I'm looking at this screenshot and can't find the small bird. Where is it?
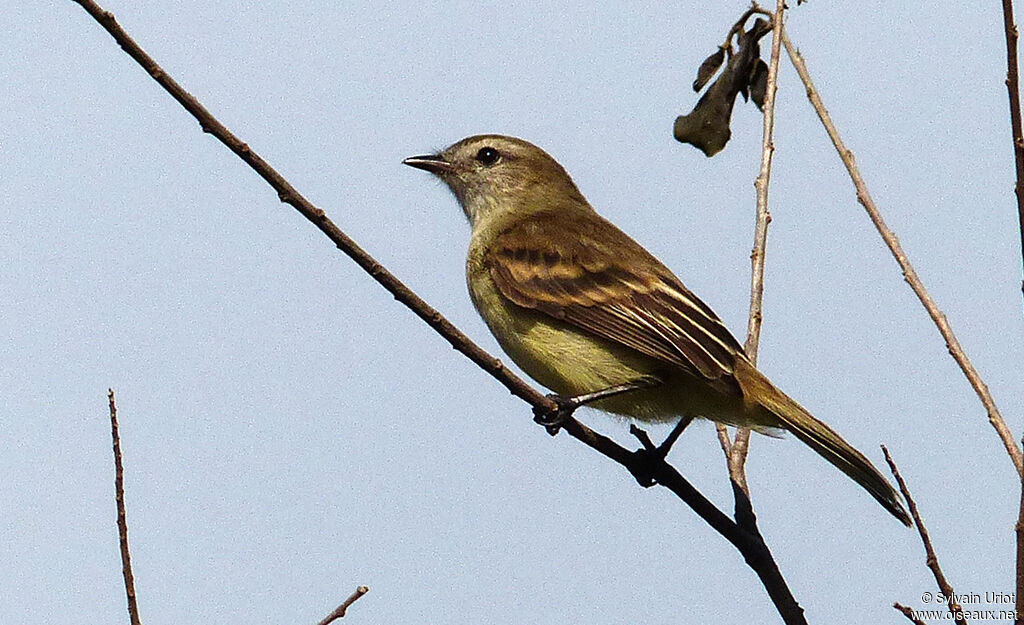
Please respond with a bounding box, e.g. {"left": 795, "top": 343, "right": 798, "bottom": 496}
{"left": 404, "top": 134, "right": 910, "bottom": 526}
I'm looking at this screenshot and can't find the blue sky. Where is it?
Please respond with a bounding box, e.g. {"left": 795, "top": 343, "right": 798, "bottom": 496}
{"left": 3, "top": 2, "right": 1021, "bottom": 623}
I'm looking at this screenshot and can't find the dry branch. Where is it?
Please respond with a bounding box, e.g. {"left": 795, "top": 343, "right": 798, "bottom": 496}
{"left": 998, "top": 4, "right": 1024, "bottom": 621}
{"left": 109, "top": 389, "right": 142, "bottom": 625}
{"left": 317, "top": 586, "right": 369, "bottom": 625}
{"left": 1017, "top": 439, "right": 1024, "bottom": 625}
{"left": 722, "top": 0, "right": 788, "bottom": 496}
{"left": 782, "top": 30, "right": 1023, "bottom": 476}
{"left": 893, "top": 602, "right": 928, "bottom": 625}
{"left": 883, "top": 447, "right": 966, "bottom": 625}
{"left": 1000, "top": 0, "right": 1024, "bottom": 302}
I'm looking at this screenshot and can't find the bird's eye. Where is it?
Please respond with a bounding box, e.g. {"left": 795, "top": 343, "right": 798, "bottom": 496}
{"left": 475, "top": 147, "right": 500, "bottom": 165}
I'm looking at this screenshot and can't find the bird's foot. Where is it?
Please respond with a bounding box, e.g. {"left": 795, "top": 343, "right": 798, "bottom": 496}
{"left": 532, "top": 393, "right": 579, "bottom": 436}
{"left": 532, "top": 378, "right": 665, "bottom": 436}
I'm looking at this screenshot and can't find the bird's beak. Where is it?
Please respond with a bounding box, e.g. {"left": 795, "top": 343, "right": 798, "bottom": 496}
{"left": 402, "top": 153, "right": 454, "bottom": 175}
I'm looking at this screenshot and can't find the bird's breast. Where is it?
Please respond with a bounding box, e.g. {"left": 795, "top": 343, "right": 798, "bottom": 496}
{"left": 465, "top": 241, "right": 676, "bottom": 415}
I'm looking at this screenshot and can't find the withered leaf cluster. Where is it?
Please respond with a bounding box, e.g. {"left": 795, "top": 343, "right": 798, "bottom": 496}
{"left": 673, "top": 18, "right": 772, "bottom": 157}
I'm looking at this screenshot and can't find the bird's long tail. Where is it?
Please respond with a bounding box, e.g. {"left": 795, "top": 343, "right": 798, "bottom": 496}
{"left": 734, "top": 359, "right": 911, "bottom": 526}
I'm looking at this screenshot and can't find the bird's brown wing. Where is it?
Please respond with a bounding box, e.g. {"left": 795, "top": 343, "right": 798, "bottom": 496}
{"left": 486, "top": 210, "right": 744, "bottom": 394}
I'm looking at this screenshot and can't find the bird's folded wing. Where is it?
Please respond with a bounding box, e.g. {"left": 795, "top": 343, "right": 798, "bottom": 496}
{"left": 486, "top": 211, "right": 744, "bottom": 393}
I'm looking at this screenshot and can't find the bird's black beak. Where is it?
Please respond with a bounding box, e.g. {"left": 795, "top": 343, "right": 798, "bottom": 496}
{"left": 402, "top": 153, "right": 454, "bottom": 175}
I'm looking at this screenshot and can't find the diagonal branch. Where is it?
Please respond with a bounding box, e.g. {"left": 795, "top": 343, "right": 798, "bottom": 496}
{"left": 70, "top": 2, "right": 806, "bottom": 623}
{"left": 782, "top": 30, "right": 1023, "bottom": 476}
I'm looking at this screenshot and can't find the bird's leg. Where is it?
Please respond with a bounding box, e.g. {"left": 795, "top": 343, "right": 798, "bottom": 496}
{"left": 628, "top": 416, "right": 695, "bottom": 487}
{"left": 532, "top": 377, "right": 662, "bottom": 435}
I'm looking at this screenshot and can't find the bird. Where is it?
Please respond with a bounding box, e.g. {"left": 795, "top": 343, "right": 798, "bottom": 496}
{"left": 403, "top": 134, "right": 910, "bottom": 526}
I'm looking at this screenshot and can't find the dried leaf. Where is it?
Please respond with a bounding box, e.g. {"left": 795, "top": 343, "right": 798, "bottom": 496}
{"left": 749, "top": 59, "right": 769, "bottom": 110}
{"left": 674, "top": 15, "right": 773, "bottom": 156}
{"left": 692, "top": 47, "right": 726, "bottom": 92}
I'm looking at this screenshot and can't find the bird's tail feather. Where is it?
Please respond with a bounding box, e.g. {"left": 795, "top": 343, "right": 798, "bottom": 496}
{"left": 735, "top": 359, "right": 911, "bottom": 526}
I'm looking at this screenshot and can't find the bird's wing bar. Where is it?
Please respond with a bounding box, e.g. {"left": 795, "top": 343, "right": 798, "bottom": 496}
{"left": 487, "top": 211, "right": 744, "bottom": 389}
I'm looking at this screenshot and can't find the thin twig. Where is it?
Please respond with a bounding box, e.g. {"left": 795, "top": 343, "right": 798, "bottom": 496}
{"left": 892, "top": 602, "right": 927, "bottom": 625}
{"left": 1017, "top": 436, "right": 1024, "bottom": 625}
{"left": 782, "top": 30, "right": 1023, "bottom": 476}
{"left": 721, "top": 4, "right": 774, "bottom": 52}
{"left": 882, "top": 446, "right": 966, "bottom": 625}
{"left": 724, "top": 0, "right": 786, "bottom": 496}
{"left": 1000, "top": 0, "right": 1024, "bottom": 303}
{"left": 746, "top": 2, "right": 782, "bottom": 363}
{"left": 317, "top": 586, "right": 369, "bottom": 625}
{"left": 109, "top": 389, "right": 142, "bottom": 625}
{"left": 70, "top": 3, "right": 807, "bottom": 623}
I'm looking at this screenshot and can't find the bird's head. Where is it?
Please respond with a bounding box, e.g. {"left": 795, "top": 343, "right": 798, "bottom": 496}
{"left": 403, "top": 134, "right": 588, "bottom": 227}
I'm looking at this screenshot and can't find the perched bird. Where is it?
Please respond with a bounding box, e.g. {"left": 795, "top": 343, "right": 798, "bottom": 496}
{"left": 404, "top": 134, "right": 910, "bottom": 526}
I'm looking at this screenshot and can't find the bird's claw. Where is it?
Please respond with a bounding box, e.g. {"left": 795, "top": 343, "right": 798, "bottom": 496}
{"left": 532, "top": 394, "right": 577, "bottom": 436}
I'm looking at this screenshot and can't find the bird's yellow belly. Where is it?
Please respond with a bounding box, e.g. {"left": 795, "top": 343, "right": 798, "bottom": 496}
{"left": 466, "top": 261, "right": 746, "bottom": 424}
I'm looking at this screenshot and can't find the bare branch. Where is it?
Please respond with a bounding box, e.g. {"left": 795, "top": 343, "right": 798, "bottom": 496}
{"left": 893, "top": 602, "right": 928, "bottom": 625}
{"left": 70, "top": 3, "right": 806, "bottom": 622}
{"left": 746, "top": 0, "right": 783, "bottom": 367}
{"left": 999, "top": 0, "right": 1024, "bottom": 305}
{"left": 782, "top": 30, "right": 1023, "bottom": 476}
{"left": 109, "top": 389, "right": 142, "bottom": 625}
{"left": 613, "top": 423, "right": 803, "bottom": 623}
{"left": 716, "top": 423, "right": 733, "bottom": 457}
{"left": 882, "top": 447, "right": 966, "bottom": 625}
{"left": 317, "top": 586, "right": 369, "bottom": 625}
{"left": 727, "top": 428, "right": 752, "bottom": 492}
{"left": 724, "top": 0, "right": 787, "bottom": 497}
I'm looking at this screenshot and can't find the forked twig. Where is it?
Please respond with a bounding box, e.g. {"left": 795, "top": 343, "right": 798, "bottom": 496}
{"left": 995, "top": 3, "right": 1024, "bottom": 620}
{"left": 782, "top": 30, "right": 1023, "bottom": 476}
